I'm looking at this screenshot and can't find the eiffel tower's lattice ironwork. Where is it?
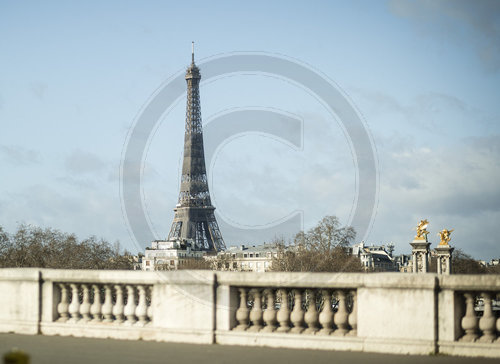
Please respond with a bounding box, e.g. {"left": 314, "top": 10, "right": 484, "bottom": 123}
{"left": 167, "top": 43, "right": 226, "bottom": 252}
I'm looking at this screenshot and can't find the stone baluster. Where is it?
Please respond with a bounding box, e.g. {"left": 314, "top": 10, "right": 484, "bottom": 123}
{"left": 90, "top": 285, "right": 102, "bottom": 322}
{"left": 124, "top": 285, "right": 137, "bottom": 324}
{"left": 262, "top": 289, "right": 277, "bottom": 332}
{"left": 304, "top": 289, "right": 319, "bottom": 334}
{"left": 318, "top": 289, "right": 333, "bottom": 335}
{"left": 348, "top": 290, "right": 357, "bottom": 336}
{"left": 57, "top": 284, "right": 70, "bottom": 322}
{"left": 276, "top": 289, "right": 291, "bottom": 333}
{"left": 290, "top": 289, "right": 305, "bottom": 333}
{"left": 146, "top": 286, "right": 153, "bottom": 323}
{"left": 479, "top": 292, "right": 496, "bottom": 342}
{"left": 234, "top": 288, "right": 250, "bottom": 331}
{"left": 248, "top": 289, "right": 263, "bottom": 332}
{"left": 101, "top": 285, "right": 114, "bottom": 322}
{"left": 80, "top": 284, "right": 91, "bottom": 322}
{"left": 135, "top": 285, "right": 148, "bottom": 325}
{"left": 460, "top": 292, "right": 479, "bottom": 342}
{"left": 68, "top": 284, "right": 81, "bottom": 322}
{"left": 333, "top": 290, "right": 349, "bottom": 335}
{"left": 113, "top": 285, "right": 125, "bottom": 323}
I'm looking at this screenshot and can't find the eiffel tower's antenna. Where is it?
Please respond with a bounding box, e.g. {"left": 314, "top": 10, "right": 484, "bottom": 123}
{"left": 191, "top": 41, "right": 194, "bottom": 64}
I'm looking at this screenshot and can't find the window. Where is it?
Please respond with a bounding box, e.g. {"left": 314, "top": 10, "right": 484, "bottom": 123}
{"left": 146, "top": 261, "right": 150, "bottom": 266}
{"left": 243, "top": 254, "right": 248, "bottom": 258}
{"left": 233, "top": 262, "right": 237, "bottom": 269}
{"left": 249, "top": 253, "right": 254, "bottom": 258}
{"left": 256, "top": 253, "right": 260, "bottom": 257}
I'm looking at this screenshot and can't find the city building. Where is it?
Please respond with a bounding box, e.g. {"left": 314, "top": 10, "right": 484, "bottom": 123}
{"left": 350, "top": 242, "right": 397, "bottom": 271}
{"left": 142, "top": 239, "right": 206, "bottom": 271}
{"left": 214, "top": 243, "right": 280, "bottom": 272}
{"left": 394, "top": 254, "right": 412, "bottom": 272}
{"left": 480, "top": 258, "right": 500, "bottom": 267}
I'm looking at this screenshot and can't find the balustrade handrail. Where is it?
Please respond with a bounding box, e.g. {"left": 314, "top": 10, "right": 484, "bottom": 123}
{"left": 216, "top": 271, "right": 438, "bottom": 289}
{"left": 0, "top": 268, "right": 40, "bottom": 281}
{"left": 5, "top": 269, "right": 497, "bottom": 291}
{"left": 439, "top": 274, "right": 500, "bottom": 290}
{"left": 39, "top": 268, "right": 215, "bottom": 285}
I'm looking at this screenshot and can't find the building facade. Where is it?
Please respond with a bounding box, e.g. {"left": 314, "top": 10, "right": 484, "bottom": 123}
{"left": 215, "top": 243, "right": 280, "bottom": 272}
{"left": 142, "top": 240, "right": 206, "bottom": 271}
{"left": 351, "top": 242, "right": 397, "bottom": 271}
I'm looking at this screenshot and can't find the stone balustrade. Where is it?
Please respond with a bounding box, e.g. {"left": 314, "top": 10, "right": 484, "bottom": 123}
{"left": 54, "top": 283, "right": 152, "bottom": 325}
{"left": 0, "top": 268, "right": 499, "bottom": 358}
{"left": 231, "top": 287, "right": 356, "bottom": 336}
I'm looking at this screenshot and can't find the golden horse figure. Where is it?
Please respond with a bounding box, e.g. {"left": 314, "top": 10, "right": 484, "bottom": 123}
{"left": 438, "top": 229, "right": 454, "bottom": 246}
{"left": 415, "top": 219, "right": 429, "bottom": 240}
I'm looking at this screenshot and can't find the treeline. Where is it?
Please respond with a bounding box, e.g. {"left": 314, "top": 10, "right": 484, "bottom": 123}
{"left": 450, "top": 250, "right": 500, "bottom": 274}
{"left": 0, "top": 224, "right": 134, "bottom": 270}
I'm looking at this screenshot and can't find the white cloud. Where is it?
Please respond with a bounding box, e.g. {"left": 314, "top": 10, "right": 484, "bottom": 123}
{"left": 388, "top": 0, "right": 500, "bottom": 71}
{"left": 0, "top": 144, "right": 42, "bottom": 165}
{"left": 64, "top": 150, "right": 106, "bottom": 174}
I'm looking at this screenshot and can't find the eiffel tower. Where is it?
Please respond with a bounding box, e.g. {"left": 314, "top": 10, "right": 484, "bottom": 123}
{"left": 167, "top": 43, "right": 226, "bottom": 252}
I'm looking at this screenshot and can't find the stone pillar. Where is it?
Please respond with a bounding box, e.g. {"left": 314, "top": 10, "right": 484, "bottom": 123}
{"left": 435, "top": 244, "right": 454, "bottom": 275}
{"left": 410, "top": 240, "right": 431, "bottom": 273}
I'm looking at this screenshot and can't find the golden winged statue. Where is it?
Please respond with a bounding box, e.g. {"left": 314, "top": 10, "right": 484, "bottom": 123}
{"left": 438, "top": 229, "right": 454, "bottom": 246}
{"left": 415, "top": 219, "right": 429, "bottom": 240}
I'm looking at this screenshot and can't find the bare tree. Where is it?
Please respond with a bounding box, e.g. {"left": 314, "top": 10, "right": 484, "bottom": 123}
{"left": 452, "top": 249, "right": 486, "bottom": 274}
{"left": 0, "top": 224, "right": 133, "bottom": 270}
{"left": 271, "top": 216, "right": 363, "bottom": 273}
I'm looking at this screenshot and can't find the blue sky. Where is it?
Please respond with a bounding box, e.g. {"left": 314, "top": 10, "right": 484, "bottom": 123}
{"left": 1, "top": 0, "right": 499, "bottom": 259}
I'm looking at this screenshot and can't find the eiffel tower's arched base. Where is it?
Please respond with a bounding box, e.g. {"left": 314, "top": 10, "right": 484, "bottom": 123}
{"left": 168, "top": 206, "right": 225, "bottom": 252}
